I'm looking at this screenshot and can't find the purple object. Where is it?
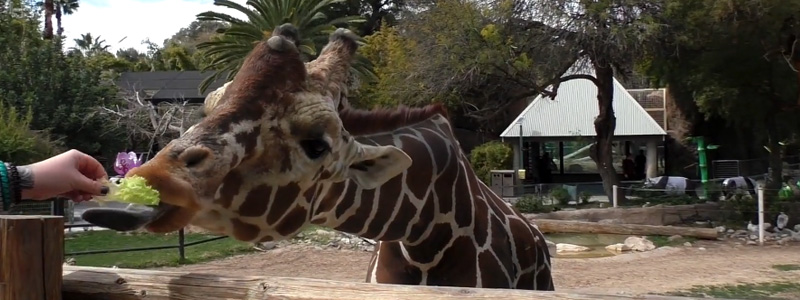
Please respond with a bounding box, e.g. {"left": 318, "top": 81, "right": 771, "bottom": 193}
{"left": 114, "top": 151, "right": 143, "bottom": 176}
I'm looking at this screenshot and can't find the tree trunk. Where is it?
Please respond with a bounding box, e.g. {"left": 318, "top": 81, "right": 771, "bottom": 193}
{"left": 42, "top": 0, "right": 54, "bottom": 39}
{"left": 591, "top": 58, "right": 625, "bottom": 203}
{"left": 55, "top": 6, "right": 63, "bottom": 37}
{"left": 765, "top": 122, "right": 783, "bottom": 202}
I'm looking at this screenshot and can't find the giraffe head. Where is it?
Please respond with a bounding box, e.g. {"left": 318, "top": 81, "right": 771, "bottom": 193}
{"left": 83, "top": 24, "right": 412, "bottom": 241}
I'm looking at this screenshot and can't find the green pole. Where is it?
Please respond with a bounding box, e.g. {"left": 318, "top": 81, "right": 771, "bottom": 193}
{"left": 695, "top": 136, "right": 709, "bottom": 199}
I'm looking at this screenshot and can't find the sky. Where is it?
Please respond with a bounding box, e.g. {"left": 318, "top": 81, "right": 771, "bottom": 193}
{"left": 61, "top": 0, "right": 247, "bottom": 53}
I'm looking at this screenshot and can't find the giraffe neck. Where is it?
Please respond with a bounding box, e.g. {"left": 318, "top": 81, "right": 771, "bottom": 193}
{"left": 309, "top": 114, "right": 464, "bottom": 243}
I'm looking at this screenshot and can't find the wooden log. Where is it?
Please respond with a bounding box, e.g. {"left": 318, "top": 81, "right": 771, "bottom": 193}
{"left": 62, "top": 266, "right": 710, "bottom": 300}
{"left": 527, "top": 203, "right": 724, "bottom": 226}
{"left": 0, "top": 215, "right": 64, "bottom": 300}
{"left": 531, "top": 219, "right": 720, "bottom": 240}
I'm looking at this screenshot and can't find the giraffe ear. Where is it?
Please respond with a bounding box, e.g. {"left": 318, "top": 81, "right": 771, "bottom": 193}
{"left": 347, "top": 144, "right": 412, "bottom": 190}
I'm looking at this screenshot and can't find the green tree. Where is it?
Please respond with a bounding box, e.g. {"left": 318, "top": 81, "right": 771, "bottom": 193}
{"left": 643, "top": 0, "right": 800, "bottom": 194}
{"left": 194, "top": 0, "right": 369, "bottom": 93}
{"left": 354, "top": 0, "right": 574, "bottom": 134}
{"left": 70, "top": 32, "right": 110, "bottom": 56}
{"left": 327, "top": 0, "right": 406, "bottom": 36}
{"left": 469, "top": 140, "right": 512, "bottom": 184}
{"left": 0, "top": 2, "right": 126, "bottom": 158}
{"left": 0, "top": 100, "right": 62, "bottom": 164}
{"left": 511, "top": 0, "right": 663, "bottom": 202}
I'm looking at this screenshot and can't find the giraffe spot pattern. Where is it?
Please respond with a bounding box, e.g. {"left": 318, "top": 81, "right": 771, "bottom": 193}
{"left": 215, "top": 171, "right": 244, "bottom": 208}
{"left": 266, "top": 182, "right": 301, "bottom": 224}
{"left": 238, "top": 184, "right": 273, "bottom": 217}
{"left": 275, "top": 205, "right": 308, "bottom": 236}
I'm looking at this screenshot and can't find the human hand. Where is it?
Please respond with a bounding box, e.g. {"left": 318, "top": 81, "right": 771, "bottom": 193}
{"left": 21, "top": 149, "right": 109, "bottom": 202}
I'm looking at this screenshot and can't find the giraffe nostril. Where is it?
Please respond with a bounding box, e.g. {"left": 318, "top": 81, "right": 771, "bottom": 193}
{"left": 180, "top": 147, "right": 211, "bottom": 169}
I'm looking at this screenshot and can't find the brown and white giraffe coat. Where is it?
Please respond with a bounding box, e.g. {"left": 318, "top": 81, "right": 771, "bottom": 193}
{"left": 82, "top": 24, "right": 554, "bottom": 291}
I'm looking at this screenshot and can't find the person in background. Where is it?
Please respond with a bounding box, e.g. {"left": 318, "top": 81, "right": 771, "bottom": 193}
{"left": 623, "top": 153, "right": 636, "bottom": 180}
{"left": 0, "top": 149, "right": 109, "bottom": 210}
{"left": 635, "top": 149, "right": 647, "bottom": 179}
{"left": 538, "top": 152, "right": 555, "bottom": 183}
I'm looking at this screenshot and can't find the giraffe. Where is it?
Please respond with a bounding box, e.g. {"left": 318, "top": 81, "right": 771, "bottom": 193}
{"left": 82, "top": 24, "right": 554, "bottom": 291}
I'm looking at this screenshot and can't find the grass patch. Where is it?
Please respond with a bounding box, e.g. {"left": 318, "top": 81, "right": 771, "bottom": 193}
{"left": 773, "top": 264, "right": 800, "bottom": 272}
{"left": 65, "top": 230, "right": 255, "bottom": 269}
{"left": 647, "top": 235, "right": 697, "bottom": 247}
{"left": 666, "top": 281, "right": 800, "bottom": 300}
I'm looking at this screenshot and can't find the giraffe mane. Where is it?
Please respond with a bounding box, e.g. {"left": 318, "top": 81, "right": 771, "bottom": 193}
{"left": 339, "top": 103, "right": 449, "bottom": 136}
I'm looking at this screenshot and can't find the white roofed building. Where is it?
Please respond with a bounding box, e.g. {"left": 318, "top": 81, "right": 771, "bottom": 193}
{"left": 500, "top": 62, "right": 668, "bottom": 186}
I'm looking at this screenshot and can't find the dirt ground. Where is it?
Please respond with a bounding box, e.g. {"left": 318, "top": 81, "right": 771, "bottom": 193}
{"left": 162, "top": 240, "right": 800, "bottom": 296}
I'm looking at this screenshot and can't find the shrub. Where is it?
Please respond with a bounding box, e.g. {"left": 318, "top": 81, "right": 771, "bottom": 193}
{"left": 0, "top": 100, "right": 62, "bottom": 164}
{"left": 514, "top": 195, "right": 544, "bottom": 213}
{"left": 469, "top": 140, "right": 513, "bottom": 184}
{"left": 548, "top": 186, "right": 572, "bottom": 204}
{"left": 578, "top": 192, "right": 592, "bottom": 205}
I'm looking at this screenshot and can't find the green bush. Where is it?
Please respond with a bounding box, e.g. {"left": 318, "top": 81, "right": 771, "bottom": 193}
{"left": 0, "top": 100, "right": 62, "bottom": 164}
{"left": 514, "top": 195, "right": 544, "bottom": 213}
{"left": 549, "top": 186, "right": 572, "bottom": 204}
{"left": 469, "top": 140, "right": 513, "bottom": 184}
{"left": 578, "top": 192, "right": 592, "bottom": 205}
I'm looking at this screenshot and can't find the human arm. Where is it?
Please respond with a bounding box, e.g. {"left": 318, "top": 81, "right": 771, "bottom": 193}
{"left": 0, "top": 150, "right": 109, "bottom": 209}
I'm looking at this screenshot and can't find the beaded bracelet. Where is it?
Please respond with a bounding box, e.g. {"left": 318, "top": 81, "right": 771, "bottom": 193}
{"left": 7, "top": 163, "right": 22, "bottom": 204}
{"left": 0, "top": 162, "right": 11, "bottom": 211}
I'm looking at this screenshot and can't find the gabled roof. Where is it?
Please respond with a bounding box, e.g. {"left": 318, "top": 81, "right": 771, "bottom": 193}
{"left": 116, "top": 71, "right": 231, "bottom": 103}
{"left": 500, "top": 61, "right": 667, "bottom": 139}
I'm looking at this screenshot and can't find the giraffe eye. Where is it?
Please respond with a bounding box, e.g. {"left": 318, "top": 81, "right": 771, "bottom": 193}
{"left": 299, "top": 139, "right": 330, "bottom": 160}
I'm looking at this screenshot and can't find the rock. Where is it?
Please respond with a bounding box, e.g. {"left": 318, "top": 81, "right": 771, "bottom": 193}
{"left": 545, "top": 240, "right": 557, "bottom": 256}
{"left": 254, "top": 241, "right": 277, "bottom": 251}
{"left": 716, "top": 226, "right": 726, "bottom": 233}
{"left": 624, "top": 236, "right": 656, "bottom": 252}
{"left": 749, "top": 234, "right": 758, "bottom": 240}
{"left": 315, "top": 229, "right": 335, "bottom": 237}
{"left": 668, "top": 235, "right": 683, "bottom": 242}
{"left": 794, "top": 224, "right": 800, "bottom": 232}
{"left": 556, "top": 243, "right": 591, "bottom": 253}
{"left": 683, "top": 242, "right": 692, "bottom": 247}
{"left": 698, "top": 247, "right": 706, "bottom": 251}
{"left": 727, "top": 229, "right": 735, "bottom": 233}
{"left": 605, "top": 243, "right": 632, "bottom": 252}
{"left": 746, "top": 240, "right": 758, "bottom": 245}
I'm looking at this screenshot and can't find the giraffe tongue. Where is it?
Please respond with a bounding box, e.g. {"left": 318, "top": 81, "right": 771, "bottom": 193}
{"left": 81, "top": 203, "right": 173, "bottom": 232}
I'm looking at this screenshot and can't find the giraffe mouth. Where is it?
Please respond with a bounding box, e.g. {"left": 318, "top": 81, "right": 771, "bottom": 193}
{"left": 81, "top": 201, "right": 179, "bottom": 232}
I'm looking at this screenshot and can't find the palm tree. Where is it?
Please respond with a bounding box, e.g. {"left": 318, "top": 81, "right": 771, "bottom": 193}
{"left": 71, "top": 33, "right": 110, "bottom": 56}
{"left": 54, "top": 0, "right": 80, "bottom": 36}
{"left": 37, "top": 0, "right": 79, "bottom": 38}
{"left": 195, "top": 0, "right": 375, "bottom": 93}
{"left": 40, "top": 0, "right": 54, "bottom": 39}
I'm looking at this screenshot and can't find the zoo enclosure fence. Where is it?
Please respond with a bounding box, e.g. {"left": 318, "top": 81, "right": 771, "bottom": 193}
{"left": 63, "top": 222, "right": 229, "bottom": 259}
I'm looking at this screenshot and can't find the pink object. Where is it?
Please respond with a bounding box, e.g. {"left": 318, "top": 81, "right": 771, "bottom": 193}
{"left": 114, "top": 151, "right": 143, "bottom": 176}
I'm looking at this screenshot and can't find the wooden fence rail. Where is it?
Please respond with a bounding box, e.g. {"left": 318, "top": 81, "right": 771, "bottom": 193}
{"left": 2, "top": 215, "right": 713, "bottom": 300}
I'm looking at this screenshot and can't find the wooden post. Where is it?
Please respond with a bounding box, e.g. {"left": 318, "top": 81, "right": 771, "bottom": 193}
{"left": 0, "top": 215, "right": 64, "bottom": 300}
{"left": 62, "top": 266, "right": 714, "bottom": 300}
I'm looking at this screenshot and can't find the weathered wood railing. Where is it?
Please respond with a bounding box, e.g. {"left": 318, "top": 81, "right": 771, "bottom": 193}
{"left": 2, "top": 215, "right": 712, "bottom": 300}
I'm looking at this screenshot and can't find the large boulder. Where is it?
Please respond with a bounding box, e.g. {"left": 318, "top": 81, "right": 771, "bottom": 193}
{"left": 623, "top": 236, "right": 656, "bottom": 252}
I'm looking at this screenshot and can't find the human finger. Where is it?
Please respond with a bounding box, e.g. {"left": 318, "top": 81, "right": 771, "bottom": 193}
{"left": 72, "top": 174, "right": 108, "bottom": 196}
{"left": 74, "top": 151, "right": 108, "bottom": 180}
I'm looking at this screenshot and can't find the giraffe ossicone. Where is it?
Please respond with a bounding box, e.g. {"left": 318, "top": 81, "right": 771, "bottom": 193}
{"left": 83, "top": 23, "right": 554, "bottom": 291}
